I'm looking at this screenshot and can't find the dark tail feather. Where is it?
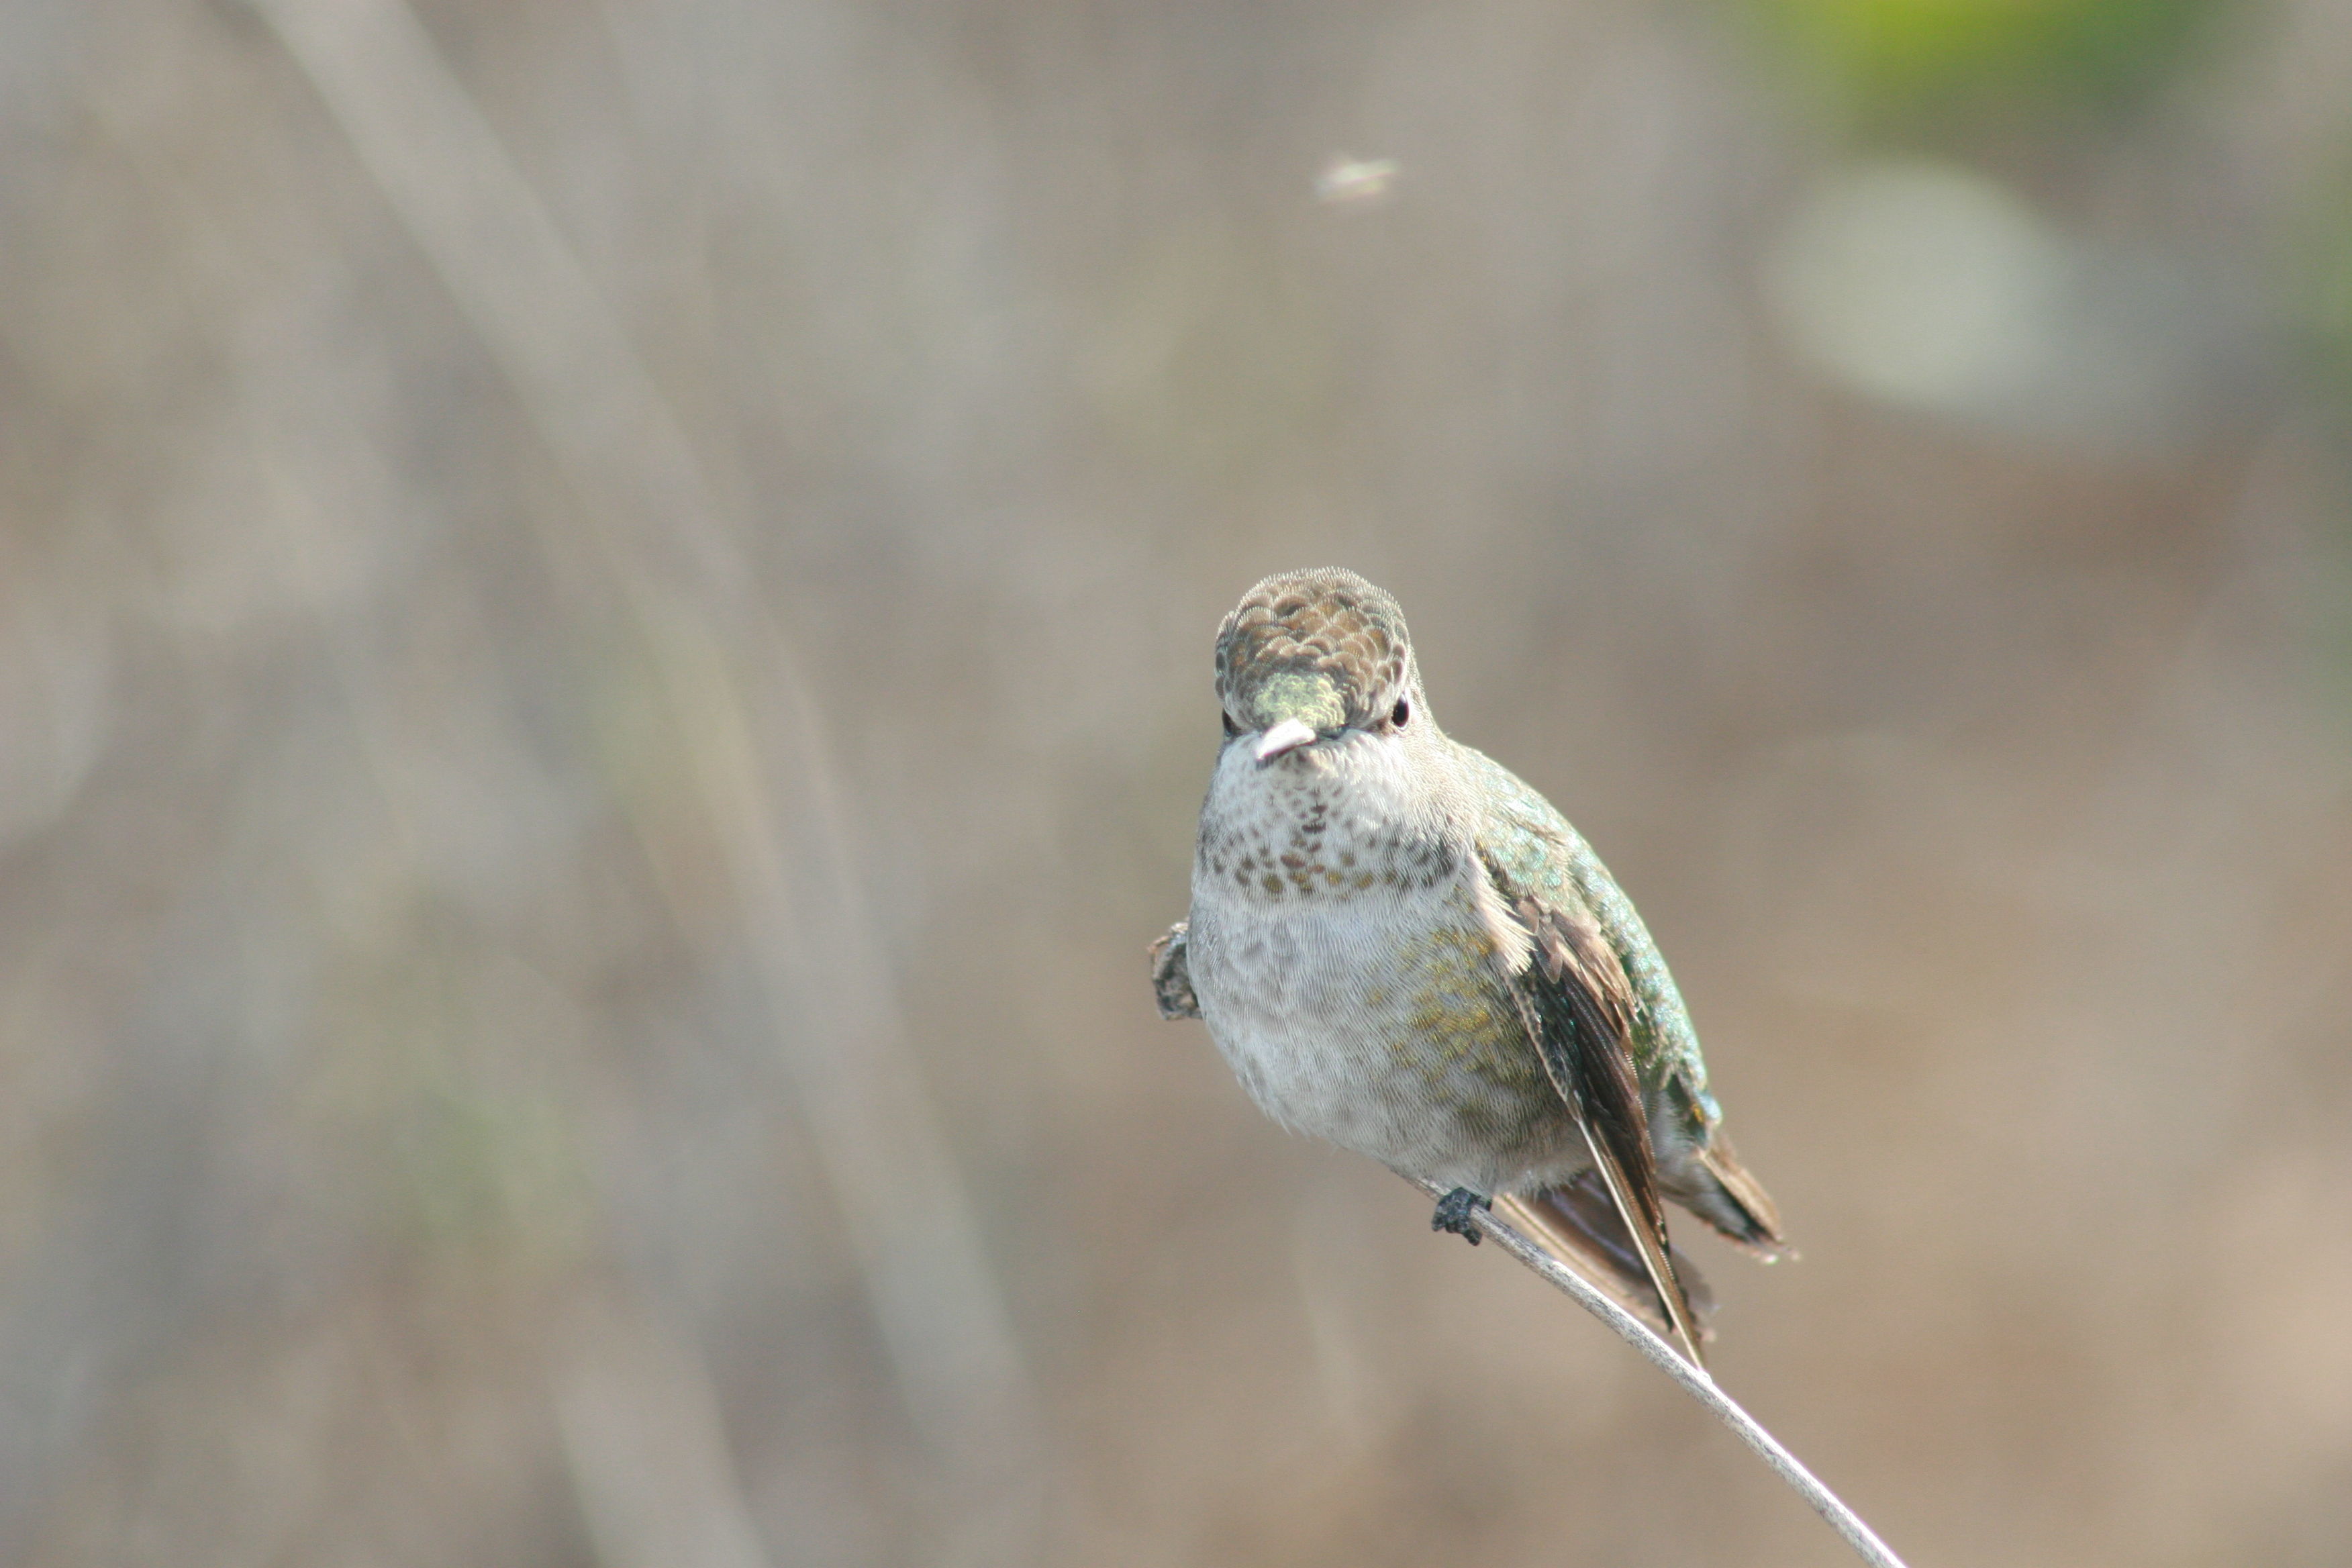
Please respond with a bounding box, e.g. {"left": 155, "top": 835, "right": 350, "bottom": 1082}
{"left": 1502, "top": 1170, "right": 1716, "bottom": 1344}
{"left": 1683, "top": 1135, "right": 1796, "bottom": 1262}
{"left": 1553, "top": 978, "right": 1710, "bottom": 1367}
{"left": 1503, "top": 896, "right": 1710, "bottom": 1367}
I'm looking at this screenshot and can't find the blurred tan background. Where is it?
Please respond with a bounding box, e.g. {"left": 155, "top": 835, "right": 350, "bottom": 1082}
{"left": 3, "top": 0, "right": 2351, "bottom": 1563}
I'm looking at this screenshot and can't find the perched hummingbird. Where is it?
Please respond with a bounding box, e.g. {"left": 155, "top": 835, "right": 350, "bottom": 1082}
{"left": 1150, "top": 569, "right": 1786, "bottom": 1365}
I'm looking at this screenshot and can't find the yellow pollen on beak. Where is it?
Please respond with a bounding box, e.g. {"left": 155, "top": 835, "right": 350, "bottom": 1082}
{"left": 1250, "top": 671, "right": 1344, "bottom": 729}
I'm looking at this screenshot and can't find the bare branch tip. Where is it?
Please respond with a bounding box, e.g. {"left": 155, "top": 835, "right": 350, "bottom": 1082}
{"left": 1408, "top": 1175, "right": 1910, "bottom": 1568}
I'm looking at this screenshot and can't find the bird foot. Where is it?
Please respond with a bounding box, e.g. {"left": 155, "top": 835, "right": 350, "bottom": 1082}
{"left": 1430, "top": 1187, "right": 1491, "bottom": 1244}
{"left": 1147, "top": 923, "right": 1202, "bottom": 1020}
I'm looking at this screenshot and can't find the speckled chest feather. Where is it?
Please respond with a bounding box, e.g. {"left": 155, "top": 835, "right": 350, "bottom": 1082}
{"left": 1184, "top": 730, "right": 1583, "bottom": 1195}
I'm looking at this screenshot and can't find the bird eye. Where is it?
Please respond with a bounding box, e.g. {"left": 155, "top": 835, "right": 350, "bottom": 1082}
{"left": 1222, "top": 710, "right": 1241, "bottom": 738}
{"left": 1390, "top": 697, "right": 1410, "bottom": 729}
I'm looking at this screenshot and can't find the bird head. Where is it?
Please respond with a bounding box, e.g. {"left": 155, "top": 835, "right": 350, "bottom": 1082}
{"left": 1214, "top": 569, "right": 1426, "bottom": 764}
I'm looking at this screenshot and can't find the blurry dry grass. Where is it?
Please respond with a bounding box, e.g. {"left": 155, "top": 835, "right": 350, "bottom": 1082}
{"left": 1, "top": 1, "right": 2351, "bottom": 1565}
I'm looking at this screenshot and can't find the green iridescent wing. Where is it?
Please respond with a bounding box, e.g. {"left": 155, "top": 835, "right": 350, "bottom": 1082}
{"left": 1464, "top": 750, "right": 1708, "bottom": 1088}
{"left": 1467, "top": 746, "right": 1786, "bottom": 1258}
{"left": 1483, "top": 863, "right": 1709, "bottom": 1366}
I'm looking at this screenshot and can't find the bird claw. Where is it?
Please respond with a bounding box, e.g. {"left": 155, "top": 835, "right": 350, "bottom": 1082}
{"left": 1430, "top": 1187, "right": 1491, "bottom": 1244}
{"left": 1148, "top": 923, "right": 1202, "bottom": 1020}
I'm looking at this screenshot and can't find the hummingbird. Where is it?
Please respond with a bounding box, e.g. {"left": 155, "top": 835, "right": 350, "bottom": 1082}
{"left": 1150, "top": 568, "right": 1786, "bottom": 1365}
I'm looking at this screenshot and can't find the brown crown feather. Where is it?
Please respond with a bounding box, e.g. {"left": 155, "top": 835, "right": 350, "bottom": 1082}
{"left": 1214, "top": 568, "right": 1415, "bottom": 728}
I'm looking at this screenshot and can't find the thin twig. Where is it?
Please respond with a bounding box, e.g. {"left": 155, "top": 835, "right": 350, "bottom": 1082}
{"left": 1409, "top": 1176, "right": 1909, "bottom": 1568}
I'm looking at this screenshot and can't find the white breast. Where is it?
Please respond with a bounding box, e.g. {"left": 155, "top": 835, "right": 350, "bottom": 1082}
{"left": 1184, "top": 731, "right": 1487, "bottom": 1168}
